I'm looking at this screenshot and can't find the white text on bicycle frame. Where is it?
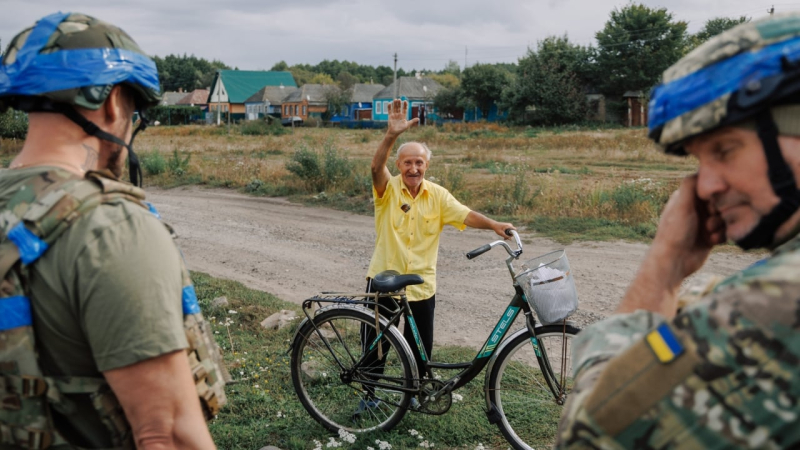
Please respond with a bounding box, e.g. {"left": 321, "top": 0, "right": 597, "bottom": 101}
{"left": 479, "top": 307, "right": 519, "bottom": 358}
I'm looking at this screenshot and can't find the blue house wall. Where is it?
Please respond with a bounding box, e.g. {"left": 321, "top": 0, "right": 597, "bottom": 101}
{"left": 341, "top": 101, "right": 374, "bottom": 119}
{"left": 372, "top": 97, "right": 439, "bottom": 122}
{"left": 464, "top": 104, "right": 508, "bottom": 122}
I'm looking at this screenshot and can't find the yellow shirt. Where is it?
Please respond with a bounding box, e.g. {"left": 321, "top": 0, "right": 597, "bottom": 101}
{"left": 367, "top": 175, "right": 471, "bottom": 301}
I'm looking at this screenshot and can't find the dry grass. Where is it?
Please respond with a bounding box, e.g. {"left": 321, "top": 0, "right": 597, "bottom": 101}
{"left": 1, "top": 123, "right": 697, "bottom": 242}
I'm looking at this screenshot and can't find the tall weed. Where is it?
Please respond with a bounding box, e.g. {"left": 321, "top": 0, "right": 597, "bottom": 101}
{"left": 141, "top": 150, "right": 167, "bottom": 175}
{"left": 287, "top": 140, "right": 357, "bottom": 194}
{"left": 168, "top": 150, "right": 191, "bottom": 176}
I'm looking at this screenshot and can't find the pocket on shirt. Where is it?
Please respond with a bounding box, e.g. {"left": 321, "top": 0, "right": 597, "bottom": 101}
{"left": 422, "top": 214, "right": 440, "bottom": 235}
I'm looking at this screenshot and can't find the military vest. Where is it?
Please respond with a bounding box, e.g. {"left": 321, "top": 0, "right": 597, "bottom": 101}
{"left": 0, "top": 169, "right": 229, "bottom": 449}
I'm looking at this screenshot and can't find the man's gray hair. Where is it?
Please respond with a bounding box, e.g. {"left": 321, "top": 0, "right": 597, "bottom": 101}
{"left": 396, "top": 142, "right": 432, "bottom": 161}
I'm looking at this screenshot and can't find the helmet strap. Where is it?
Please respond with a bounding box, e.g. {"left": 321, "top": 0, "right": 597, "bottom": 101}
{"left": 735, "top": 111, "right": 800, "bottom": 249}
{"left": 52, "top": 103, "right": 146, "bottom": 187}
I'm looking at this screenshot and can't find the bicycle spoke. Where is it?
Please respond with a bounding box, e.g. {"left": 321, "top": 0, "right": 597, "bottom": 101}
{"left": 291, "top": 308, "right": 412, "bottom": 433}
{"left": 488, "top": 325, "right": 579, "bottom": 450}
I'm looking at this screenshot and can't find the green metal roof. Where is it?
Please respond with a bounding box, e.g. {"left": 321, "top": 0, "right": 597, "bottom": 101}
{"left": 211, "top": 70, "right": 297, "bottom": 103}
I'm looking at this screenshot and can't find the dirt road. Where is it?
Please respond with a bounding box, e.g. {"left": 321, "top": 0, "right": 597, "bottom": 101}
{"left": 147, "top": 186, "right": 763, "bottom": 351}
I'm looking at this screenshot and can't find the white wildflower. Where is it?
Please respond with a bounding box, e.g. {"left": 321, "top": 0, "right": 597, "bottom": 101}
{"left": 228, "top": 310, "right": 237, "bottom": 314}
{"left": 338, "top": 428, "right": 356, "bottom": 444}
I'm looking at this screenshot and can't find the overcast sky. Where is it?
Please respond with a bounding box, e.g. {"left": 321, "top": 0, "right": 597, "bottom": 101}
{"left": 0, "top": 1, "right": 794, "bottom": 72}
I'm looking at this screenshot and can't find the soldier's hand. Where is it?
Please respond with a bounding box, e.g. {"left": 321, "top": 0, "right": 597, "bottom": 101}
{"left": 386, "top": 99, "right": 419, "bottom": 138}
{"left": 652, "top": 174, "right": 724, "bottom": 282}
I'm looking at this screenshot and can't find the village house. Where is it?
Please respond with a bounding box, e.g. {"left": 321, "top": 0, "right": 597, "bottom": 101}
{"left": 343, "top": 83, "right": 385, "bottom": 120}
{"left": 207, "top": 70, "right": 297, "bottom": 123}
{"left": 282, "top": 84, "right": 340, "bottom": 125}
{"left": 244, "top": 85, "right": 298, "bottom": 120}
{"left": 372, "top": 74, "right": 442, "bottom": 123}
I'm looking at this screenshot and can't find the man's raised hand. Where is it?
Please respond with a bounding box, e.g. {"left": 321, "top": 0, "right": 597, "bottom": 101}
{"left": 387, "top": 99, "right": 419, "bottom": 137}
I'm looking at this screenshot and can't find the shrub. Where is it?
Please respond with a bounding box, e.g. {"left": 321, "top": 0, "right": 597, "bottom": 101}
{"left": 240, "top": 119, "right": 289, "bottom": 136}
{"left": 286, "top": 144, "right": 323, "bottom": 190}
{"left": 167, "top": 150, "right": 191, "bottom": 176}
{"left": 0, "top": 109, "right": 28, "bottom": 139}
{"left": 148, "top": 105, "right": 203, "bottom": 125}
{"left": 286, "top": 141, "right": 355, "bottom": 193}
{"left": 141, "top": 150, "right": 167, "bottom": 175}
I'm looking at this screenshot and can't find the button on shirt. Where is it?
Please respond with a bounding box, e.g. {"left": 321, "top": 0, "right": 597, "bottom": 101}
{"left": 367, "top": 175, "right": 471, "bottom": 301}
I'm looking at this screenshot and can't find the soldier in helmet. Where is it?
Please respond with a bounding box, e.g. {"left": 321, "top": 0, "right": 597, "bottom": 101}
{"left": 0, "top": 13, "right": 223, "bottom": 449}
{"left": 557, "top": 13, "right": 800, "bottom": 449}
{"left": 556, "top": 12, "right": 800, "bottom": 449}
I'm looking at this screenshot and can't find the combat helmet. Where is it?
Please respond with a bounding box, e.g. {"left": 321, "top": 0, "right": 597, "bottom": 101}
{"left": 648, "top": 12, "right": 800, "bottom": 249}
{"left": 0, "top": 12, "right": 162, "bottom": 186}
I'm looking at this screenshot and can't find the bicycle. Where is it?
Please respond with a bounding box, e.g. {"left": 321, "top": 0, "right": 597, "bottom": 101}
{"left": 289, "top": 230, "right": 580, "bottom": 450}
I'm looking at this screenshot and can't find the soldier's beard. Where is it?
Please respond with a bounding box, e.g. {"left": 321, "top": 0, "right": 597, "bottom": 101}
{"left": 106, "top": 145, "right": 125, "bottom": 179}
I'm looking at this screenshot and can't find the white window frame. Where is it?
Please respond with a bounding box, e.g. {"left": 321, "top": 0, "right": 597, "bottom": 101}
{"left": 376, "top": 101, "right": 382, "bottom": 115}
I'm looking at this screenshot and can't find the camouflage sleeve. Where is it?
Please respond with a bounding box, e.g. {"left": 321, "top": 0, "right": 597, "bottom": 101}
{"left": 556, "top": 310, "right": 665, "bottom": 449}
{"left": 570, "top": 309, "right": 665, "bottom": 376}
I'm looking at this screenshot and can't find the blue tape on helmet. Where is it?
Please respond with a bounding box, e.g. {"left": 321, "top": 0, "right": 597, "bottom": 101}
{"left": 182, "top": 285, "right": 201, "bottom": 315}
{"left": 0, "top": 11, "right": 159, "bottom": 98}
{"left": 0, "top": 296, "right": 33, "bottom": 331}
{"left": 649, "top": 35, "right": 800, "bottom": 131}
{"left": 7, "top": 222, "right": 49, "bottom": 265}
{"left": 8, "top": 12, "right": 68, "bottom": 68}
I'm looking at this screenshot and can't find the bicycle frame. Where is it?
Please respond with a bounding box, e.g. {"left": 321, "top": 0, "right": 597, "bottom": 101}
{"left": 293, "top": 230, "right": 570, "bottom": 403}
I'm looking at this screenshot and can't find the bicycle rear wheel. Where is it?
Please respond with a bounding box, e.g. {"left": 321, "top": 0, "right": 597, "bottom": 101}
{"left": 487, "top": 323, "right": 580, "bottom": 450}
{"left": 290, "top": 306, "right": 415, "bottom": 433}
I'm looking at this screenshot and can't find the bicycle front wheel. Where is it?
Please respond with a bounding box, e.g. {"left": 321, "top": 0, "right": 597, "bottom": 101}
{"left": 290, "top": 306, "right": 415, "bottom": 433}
{"left": 487, "top": 323, "right": 580, "bottom": 450}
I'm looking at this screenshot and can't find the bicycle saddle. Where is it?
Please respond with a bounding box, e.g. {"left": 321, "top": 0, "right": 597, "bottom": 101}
{"left": 371, "top": 270, "right": 424, "bottom": 293}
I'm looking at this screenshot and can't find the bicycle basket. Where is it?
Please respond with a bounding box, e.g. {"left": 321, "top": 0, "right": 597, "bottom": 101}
{"left": 514, "top": 250, "right": 578, "bottom": 324}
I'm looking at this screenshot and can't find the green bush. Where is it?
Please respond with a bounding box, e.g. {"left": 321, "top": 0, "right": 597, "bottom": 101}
{"left": 240, "top": 119, "right": 289, "bottom": 136}
{"left": 167, "top": 150, "right": 191, "bottom": 176}
{"left": 141, "top": 150, "right": 167, "bottom": 175}
{"left": 148, "top": 105, "right": 203, "bottom": 125}
{"left": 286, "top": 141, "right": 355, "bottom": 193}
{"left": 0, "top": 109, "right": 28, "bottom": 139}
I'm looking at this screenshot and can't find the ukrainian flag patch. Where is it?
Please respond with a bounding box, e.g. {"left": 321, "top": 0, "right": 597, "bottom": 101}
{"left": 646, "top": 322, "right": 684, "bottom": 363}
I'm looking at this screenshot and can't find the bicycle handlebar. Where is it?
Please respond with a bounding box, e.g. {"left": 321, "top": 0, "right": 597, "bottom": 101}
{"left": 465, "top": 244, "right": 491, "bottom": 260}
{"left": 465, "top": 229, "right": 523, "bottom": 260}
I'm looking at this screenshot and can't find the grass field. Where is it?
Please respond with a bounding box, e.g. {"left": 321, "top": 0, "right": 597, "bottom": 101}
{"left": 1, "top": 122, "right": 695, "bottom": 243}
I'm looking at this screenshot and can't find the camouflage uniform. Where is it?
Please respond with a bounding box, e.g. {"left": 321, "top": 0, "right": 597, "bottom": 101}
{"left": 556, "top": 230, "right": 800, "bottom": 449}
{"left": 557, "top": 12, "right": 800, "bottom": 449}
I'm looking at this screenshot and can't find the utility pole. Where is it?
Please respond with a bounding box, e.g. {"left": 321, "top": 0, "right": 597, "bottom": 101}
{"left": 465, "top": 46, "right": 468, "bottom": 70}
{"left": 393, "top": 53, "right": 398, "bottom": 99}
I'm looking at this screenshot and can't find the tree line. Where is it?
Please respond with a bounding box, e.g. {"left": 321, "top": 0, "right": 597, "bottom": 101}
{"left": 2, "top": 4, "right": 752, "bottom": 129}
{"left": 440, "top": 5, "right": 749, "bottom": 124}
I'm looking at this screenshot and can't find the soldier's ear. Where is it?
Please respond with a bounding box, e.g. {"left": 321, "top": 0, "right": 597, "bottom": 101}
{"left": 102, "top": 86, "right": 133, "bottom": 126}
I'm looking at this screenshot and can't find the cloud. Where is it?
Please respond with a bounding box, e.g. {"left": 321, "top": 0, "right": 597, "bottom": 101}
{"left": 0, "top": 0, "right": 782, "bottom": 71}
